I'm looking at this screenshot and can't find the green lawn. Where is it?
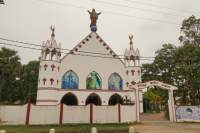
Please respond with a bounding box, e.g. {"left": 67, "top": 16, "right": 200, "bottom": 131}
{"left": 0, "top": 123, "right": 134, "bottom": 133}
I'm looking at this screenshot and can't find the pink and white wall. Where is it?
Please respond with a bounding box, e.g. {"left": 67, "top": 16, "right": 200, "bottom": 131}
{"left": 0, "top": 104, "right": 136, "bottom": 125}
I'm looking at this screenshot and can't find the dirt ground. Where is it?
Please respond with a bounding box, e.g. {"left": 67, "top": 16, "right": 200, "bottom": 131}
{"left": 134, "top": 121, "right": 200, "bottom": 133}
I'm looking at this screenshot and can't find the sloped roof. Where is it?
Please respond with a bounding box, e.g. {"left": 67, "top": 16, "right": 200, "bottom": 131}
{"left": 61, "top": 32, "right": 125, "bottom": 65}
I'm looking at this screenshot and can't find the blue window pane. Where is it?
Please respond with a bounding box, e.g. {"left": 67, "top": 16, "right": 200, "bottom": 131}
{"left": 108, "top": 73, "right": 123, "bottom": 90}
{"left": 62, "top": 70, "right": 78, "bottom": 89}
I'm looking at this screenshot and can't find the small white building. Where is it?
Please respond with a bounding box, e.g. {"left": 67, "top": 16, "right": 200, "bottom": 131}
{"left": 36, "top": 13, "right": 143, "bottom": 109}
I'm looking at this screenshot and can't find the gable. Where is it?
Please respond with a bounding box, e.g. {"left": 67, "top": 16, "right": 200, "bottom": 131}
{"left": 60, "top": 32, "right": 127, "bottom": 90}
{"left": 61, "top": 32, "right": 124, "bottom": 65}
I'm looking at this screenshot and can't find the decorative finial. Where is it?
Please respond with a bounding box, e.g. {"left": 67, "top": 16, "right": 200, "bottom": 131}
{"left": 129, "top": 34, "right": 133, "bottom": 45}
{"left": 50, "top": 25, "right": 55, "bottom": 38}
{"left": 88, "top": 8, "right": 101, "bottom": 32}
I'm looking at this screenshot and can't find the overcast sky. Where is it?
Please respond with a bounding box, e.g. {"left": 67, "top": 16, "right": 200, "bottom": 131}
{"left": 1, "top": 0, "right": 200, "bottom": 64}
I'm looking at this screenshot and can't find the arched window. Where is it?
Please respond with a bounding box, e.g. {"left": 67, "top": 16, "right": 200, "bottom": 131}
{"left": 108, "top": 73, "right": 123, "bottom": 90}
{"left": 62, "top": 70, "right": 78, "bottom": 89}
{"left": 86, "top": 71, "right": 102, "bottom": 89}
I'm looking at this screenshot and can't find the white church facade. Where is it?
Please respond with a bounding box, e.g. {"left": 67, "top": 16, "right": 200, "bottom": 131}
{"left": 36, "top": 9, "right": 144, "bottom": 107}
{"left": 33, "top": 9, "right": 178, "bottom": 123}
{"left": 36, "top": 27, "right": 142, "bottom": 107}
{"left": 0, "top": 9, "right": 179, "bottom": 125}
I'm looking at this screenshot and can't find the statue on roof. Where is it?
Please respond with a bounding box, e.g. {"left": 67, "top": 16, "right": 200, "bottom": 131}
{"left": 88, "top": 9, "right": 101, "bottom": 32}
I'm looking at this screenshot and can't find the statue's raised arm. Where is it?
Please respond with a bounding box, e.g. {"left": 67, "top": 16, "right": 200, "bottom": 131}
{"left": 88, "top": 10, "right": 91, "bottom": 14}
{"left": 97, "top": 12, "right": 102, "bottom": 16}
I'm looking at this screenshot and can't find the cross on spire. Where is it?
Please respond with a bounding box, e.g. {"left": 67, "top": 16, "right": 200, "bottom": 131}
{"left": 129, "top": 34, "right": 133, "bottom": 45}
{"left": 129, "top": 34, "right": 134, "bottom": 50}
{"left": 50, "top": 26, "right": 55, "bottom": 38}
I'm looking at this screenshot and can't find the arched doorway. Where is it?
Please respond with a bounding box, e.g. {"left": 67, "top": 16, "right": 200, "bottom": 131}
{"left": 61, "top": 93, "right": 78, "bottom": 105}
{"left": 86, "top": 93, "right": 101, "bottom": 105}
{"left": 108, "top": 94, "right": 123, "bottom": 105}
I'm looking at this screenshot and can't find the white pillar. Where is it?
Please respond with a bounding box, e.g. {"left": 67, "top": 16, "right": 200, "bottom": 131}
{"left": 49, "top": 51, "right": 52, "bottom": 60}
{"left": 171, "top": 89, "right": 176, "bottom": 122}
{"left": 139, "top": 91, "right": 143, "bottom": 113}
{"left": 135, "top": 88, "right": 140, "bottom": 122}
{"left": 168, "top": 90, "right": 176, "bottom": 122}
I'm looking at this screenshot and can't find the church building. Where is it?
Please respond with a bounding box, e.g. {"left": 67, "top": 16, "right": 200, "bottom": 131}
{"left": 36, "top": 9, "right": 143, "bottom": 108}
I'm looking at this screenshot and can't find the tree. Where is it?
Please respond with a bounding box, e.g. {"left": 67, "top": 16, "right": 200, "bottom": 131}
{"left": 142, "top": 43, "right": 200, "bottom": 105}
{"left": 0, "top": 47, "right": 39, "bottom": 104}
{"left": 142, "top": 44, "right": 177, "bottom": 84}
{"left": 142, "top": 44, "right": 176, "bottom": 104}
{"left": 143, "top": 89, "right": 161, "bottom": 112}
{"left": 174, "top": 44, "right": 200, "bottom": 105}
{"left": 0, "top": 47, "right": 21, "bottom": 103}
{"left": 21, "top": 61, "right": 39, "bottom": 103}
{"left": 179, "top": 15, "right": 200, "bottom": 46}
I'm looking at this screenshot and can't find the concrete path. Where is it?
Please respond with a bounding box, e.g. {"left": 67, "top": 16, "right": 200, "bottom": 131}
{"left": 140, "top": 112, "right": 168, "bottom": 121}
{"left": 134, "top": 121, "right": 200, "bottom": 133}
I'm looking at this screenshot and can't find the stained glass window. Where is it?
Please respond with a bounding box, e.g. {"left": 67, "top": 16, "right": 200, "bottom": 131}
{"left": 86, "top": 71, "right": 102, "bottom": 89}
{"left": 108, "top": 73, "right": 123, "bottom": 90}
{"left": 62, "top": 70, "right": 78, "bottom": 89}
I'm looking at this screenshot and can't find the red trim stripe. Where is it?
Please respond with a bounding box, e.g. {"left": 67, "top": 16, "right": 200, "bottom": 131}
{"left": 59, "top": 103, "right": 63, "bottom": 125}
{"left": 38, "top": 88, "right": 134, "bottom": 92}
{"left": 25, "top": 103, "right": 31, "bottom": 125}
{"left": 118, "top": 104, "right": 121, "bottom": 123}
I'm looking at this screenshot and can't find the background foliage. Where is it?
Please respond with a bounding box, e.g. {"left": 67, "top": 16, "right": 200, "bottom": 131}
{"left": 142, "top": 15, "right": 200, "bottom": 105}
{"left": 0, "top": 47, "right": 39, "bottom": 104}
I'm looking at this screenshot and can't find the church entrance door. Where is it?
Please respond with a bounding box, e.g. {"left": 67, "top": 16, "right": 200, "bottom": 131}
{"left": 61, "top": 93, "right": 78, "bottom": 105}
{"left": 86, "top": 93, "right": 101, "bottom": 105}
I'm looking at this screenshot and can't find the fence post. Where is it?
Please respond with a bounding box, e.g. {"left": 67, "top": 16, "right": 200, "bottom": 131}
{"left": 118, "top": 103, "right": 121, "bottom": 123}
{"left": 90, "top": 103, "right": 93, "bottom": 124}
{"left": 91, "top": 127, "right": 97, "bottom": 133}
{"left": 25, "top": 102, "right": 31, "bottom": 125}
{"left": 49, "top": 128, "right": 55, "bottom": 133}
{"left": 59, "top": 103, "right": 63, "bottom": 125}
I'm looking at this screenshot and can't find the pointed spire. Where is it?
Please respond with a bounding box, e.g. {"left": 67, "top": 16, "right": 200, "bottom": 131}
{"left": 136, "top": 48, "right": 140, "bottom": 56}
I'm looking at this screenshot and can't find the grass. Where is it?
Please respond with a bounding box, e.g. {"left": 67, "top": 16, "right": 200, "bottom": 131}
{"left": 0, "top": 123, "right": 134, "bottom": 133}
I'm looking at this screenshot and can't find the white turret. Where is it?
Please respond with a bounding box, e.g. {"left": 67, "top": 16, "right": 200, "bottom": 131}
{"left": 38, "top": 26, "right": 61, "bottom": 89}
{"left": 41, "top": 26, "right": 61, "bottom": 61}
{"left": 124, "top": 34, "right": 141, "bottom": 90}
{"left": 124, "top": 35, "right": 140, "bottom": 67}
